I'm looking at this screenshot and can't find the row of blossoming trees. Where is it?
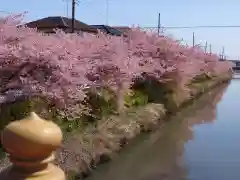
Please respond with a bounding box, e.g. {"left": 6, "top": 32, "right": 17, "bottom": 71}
{"left": 0, "top": 15, "right": 232, "bottom": 124}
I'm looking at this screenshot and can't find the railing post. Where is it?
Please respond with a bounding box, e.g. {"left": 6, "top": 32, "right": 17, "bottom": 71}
{"left": 0, "top": 112, "right": 65, "bottom": 180}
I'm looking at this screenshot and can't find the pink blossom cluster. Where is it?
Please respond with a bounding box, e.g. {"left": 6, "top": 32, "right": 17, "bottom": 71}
{"left": 0, "top": 15, "right": 232, "bottom": 113}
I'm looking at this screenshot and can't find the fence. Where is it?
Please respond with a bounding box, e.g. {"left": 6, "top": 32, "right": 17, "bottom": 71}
{"left": 0, "top": 112, "right": 65, "bottom": 180}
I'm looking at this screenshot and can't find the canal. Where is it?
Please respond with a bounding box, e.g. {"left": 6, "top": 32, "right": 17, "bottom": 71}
{"left": 85, "top": 78, "right": 240, "bottom": 180}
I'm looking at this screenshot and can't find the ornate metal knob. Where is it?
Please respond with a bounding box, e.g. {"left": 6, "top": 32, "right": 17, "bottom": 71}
{"left": 0, "top": 112, "right": 65, "bottom": 180}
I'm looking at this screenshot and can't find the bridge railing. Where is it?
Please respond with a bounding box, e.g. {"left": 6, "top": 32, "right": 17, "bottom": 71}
{"left": 0, "top": 112, "right": 66, "bottom": 180}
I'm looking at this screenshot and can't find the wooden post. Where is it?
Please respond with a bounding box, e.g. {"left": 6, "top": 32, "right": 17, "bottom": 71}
{"left": 0, "top": 112, "right": 65, "bottom": 180}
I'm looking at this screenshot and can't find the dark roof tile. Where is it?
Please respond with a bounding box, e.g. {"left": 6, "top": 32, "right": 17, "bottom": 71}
{"left": 91, "top": 25, "right": 122, "bottom": 36}
{"left": 25, "top": 16, "right": 98, "bottom": 33}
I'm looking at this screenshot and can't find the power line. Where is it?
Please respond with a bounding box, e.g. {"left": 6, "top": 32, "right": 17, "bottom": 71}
{"left": 0, "top": 11, "right": 12, "bottom": 15}
{"left": 143, "top": 25, "right": 240, "bottom": 29}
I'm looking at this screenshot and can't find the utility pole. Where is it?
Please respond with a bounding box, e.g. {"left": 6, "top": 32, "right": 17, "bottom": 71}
{"left": 192, "top": 32, "right": 195, "bottom": 47}
{"left": 106, "top": 0, "right": 109, "bottom": 25}
{"left": 209, "top": 44, "right": 212, "bottom": 54}
{"left": 71, "top": 0, "right": 76, "bottom": 33}
{"left": 66, "top": 0, "right": 69, "bottom": 17}
{"left": 204, "top": 41, "right": 208, "bottom": 53}
{"left": 157, "top": 13, "right": 161, "bottom": 36}
{"left": 221, "top": 47, "right": 225, "bottom": 60}
{"left": 219, "top": 52, "right": 222, "bottom": 60}
{"left": 62, "top": 0, "right": 69, "bottom": 17}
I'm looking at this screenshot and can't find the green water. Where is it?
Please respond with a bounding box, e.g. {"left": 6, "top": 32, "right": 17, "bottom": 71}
{"left": 85, "top": 79, "right": 240, "bottom": 180}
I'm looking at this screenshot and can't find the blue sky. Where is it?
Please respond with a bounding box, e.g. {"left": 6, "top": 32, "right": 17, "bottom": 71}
{"left": 1, "top": 0, "right": 240, "bottom": 59}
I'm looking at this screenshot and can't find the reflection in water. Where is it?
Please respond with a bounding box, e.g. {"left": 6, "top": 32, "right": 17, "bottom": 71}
{"left": 184, "top": 79, "right": 240, "bottom": 180}
{"left": 86, "top": 82, "right": 229, "bottom": 180}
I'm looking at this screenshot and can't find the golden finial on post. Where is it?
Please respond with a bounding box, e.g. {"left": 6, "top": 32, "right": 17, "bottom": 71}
{"left": 0, "top": 112, "right": 65, "bottom": 180}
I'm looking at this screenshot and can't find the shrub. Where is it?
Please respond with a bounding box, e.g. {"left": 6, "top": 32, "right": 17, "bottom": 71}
{"left": 82, "top": 87, "right": 117, "bottom": 121}
{"left": 124, "top": 89, "right": 148, "bottom": 107}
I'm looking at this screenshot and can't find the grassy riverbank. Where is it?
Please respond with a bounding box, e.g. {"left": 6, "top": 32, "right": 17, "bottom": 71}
{"left": 56, "top": 73, "right": 231, "bottom": 179}
{"left": 83, "top": 80, "right": 229, "bottom": 180}
{"left": 0, "top": 73, "right": 232, "bottom": 179}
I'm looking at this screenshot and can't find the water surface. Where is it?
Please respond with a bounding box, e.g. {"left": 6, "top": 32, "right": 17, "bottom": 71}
{"left": 86, "top": 79, "right": 240, "bottom": 180}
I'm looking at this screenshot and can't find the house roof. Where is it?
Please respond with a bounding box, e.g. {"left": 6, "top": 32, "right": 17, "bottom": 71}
{"left": 24, "top": 16, "right": 98, "bottom": 33}
{"left": 91, "top": 25, "right": 122, "bottom": 36}
{"left": 112, "top": 26, "right": 131, "bottom": 33}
